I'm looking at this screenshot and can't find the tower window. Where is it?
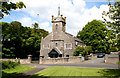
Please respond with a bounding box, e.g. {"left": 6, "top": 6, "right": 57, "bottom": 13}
{"left": 56, "top": 24, "right": 58, "bottom": 30}
{"left": 56, "top": 43, "right": 58, "bottom": 47}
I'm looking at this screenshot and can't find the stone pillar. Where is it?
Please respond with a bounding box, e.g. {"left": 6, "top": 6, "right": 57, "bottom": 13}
{"left": 18, "top": 58, "right": 20, "bottom": 64}
{"left": 104, "top": 54, "right": 108, "bottom": 63}
{"left": 90, "top": 53, "right": 93, "bottom": 60}
{"left": 28, "top": 54, "right": 32, "bottom": 63}
{"left": 39, "top": 56, "right": 44, "bottom": 64}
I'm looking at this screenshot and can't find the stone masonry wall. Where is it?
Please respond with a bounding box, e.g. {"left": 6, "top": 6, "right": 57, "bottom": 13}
{"left": 39, "top": 56, "right": 82, "bottom": 64}
{"left": 105, "top": 52, "right": 120, "bottom": 64}
{"left": 0, "top": 59, "right": 30, "bottom": 64}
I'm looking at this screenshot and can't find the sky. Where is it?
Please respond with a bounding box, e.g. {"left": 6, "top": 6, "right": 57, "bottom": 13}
{"left": 1, "top": 0, "right": 114, "bottom": 36}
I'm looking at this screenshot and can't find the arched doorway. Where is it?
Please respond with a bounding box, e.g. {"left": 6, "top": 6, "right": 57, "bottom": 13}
{"left": 48, "top": 49, "right": 59, "bottom": 58}
{"left": 48, "top": 48, "right": 62, "bottom": 58}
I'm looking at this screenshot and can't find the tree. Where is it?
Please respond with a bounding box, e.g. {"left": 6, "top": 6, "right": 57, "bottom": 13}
{"left": 0, "top": 1, "right": 26, "bottom": 57}
{"left": 0, "top": 1, "right": 26, "bottom": 19}
{"left": 77, "top": 20, "right": 108, "bottom": 53}
{"left": 102, "top": 2, "right": 120, "bottom": 50}
{"left": 1, "top": 21, "right": 49, "bottom": 58}
{"left": 2, "top": 21, "right": 24, "bottom": 58}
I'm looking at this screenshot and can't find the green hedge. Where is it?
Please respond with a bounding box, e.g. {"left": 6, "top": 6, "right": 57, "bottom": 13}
{"left": 1, "top": 61, "right": 19, "bottom": 69}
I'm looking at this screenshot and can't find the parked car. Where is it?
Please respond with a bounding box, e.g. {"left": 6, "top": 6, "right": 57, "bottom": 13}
{"left": 97, "top": 53, "right": 105, "bottom": 58}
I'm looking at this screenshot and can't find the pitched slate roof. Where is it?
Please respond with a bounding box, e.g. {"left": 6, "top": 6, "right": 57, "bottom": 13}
{"left": 49, "top": 47, "right": 62, "bottom": 54}
{"left": 65, "top": 32, "right": 83, "bottom": 43}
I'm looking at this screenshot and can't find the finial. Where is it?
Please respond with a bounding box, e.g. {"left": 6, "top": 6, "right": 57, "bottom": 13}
{"left": 58, "top": 5, "right": 60, "bottom": 16}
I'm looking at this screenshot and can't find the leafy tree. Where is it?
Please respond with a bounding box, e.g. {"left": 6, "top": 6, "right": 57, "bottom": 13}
{"left": 0, "top": 1, "right": 26, "bottom": 19}
{"left": 110, "top": 47, "right": 118, "bottom": 52}
{"left": 2, "top": 21, "right": 24, "bottom": 58}
{"left": 1, "top": 21, "right": 48, "bottom": 58}
{"left": 77, "top": 20, "right": 108, "bottom": 53}
{"left": 102, "top": 2, "right": 120, "bottom": 50}
{"left": 0, "top": 0, "right": 26, "bottom": 57}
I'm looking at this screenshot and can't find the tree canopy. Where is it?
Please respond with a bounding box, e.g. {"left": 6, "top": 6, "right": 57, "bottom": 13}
{"left": 77, "top": 20, "right": 108, "bottom": 53}
{"left": 102, "top": 2, "right": 120, "bottom": 50}
{"left": 1, "top": 21, "right": 48, "bottom": 58}
{"left": 0, "top": 1, "right": 26, "bottom": 19}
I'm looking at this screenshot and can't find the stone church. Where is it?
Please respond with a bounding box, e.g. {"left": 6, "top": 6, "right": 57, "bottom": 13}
{"left": 40, "top": 7, "right": 86, "bottom": 58}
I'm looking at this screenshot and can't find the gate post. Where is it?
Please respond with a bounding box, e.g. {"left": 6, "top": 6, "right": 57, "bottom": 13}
{"left": 39, "top": 56, "right": 44, "bottom": 64}
{"left": 28, "top": 54, "right": 32, "bottom": 63}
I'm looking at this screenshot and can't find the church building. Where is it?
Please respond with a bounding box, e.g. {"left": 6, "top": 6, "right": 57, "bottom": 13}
{"left": 40, "top": 7, "right": 86, "bottom": 58}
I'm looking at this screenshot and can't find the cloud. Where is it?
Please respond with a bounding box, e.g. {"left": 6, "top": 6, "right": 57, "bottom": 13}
{"left": 17, "top": 16, "right": 51, "bottom": 32}
{"left": 12, "top": 0, "right": 109, "bottom": 36}
{"left": 40, "top": 22, "right": 51, "bottom": 32}
{"left": 17, "top": 17, "right": 38, "bottom": 27}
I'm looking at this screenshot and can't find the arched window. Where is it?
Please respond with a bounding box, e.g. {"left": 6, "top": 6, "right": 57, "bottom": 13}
{"left": 56, "top": 24, "right": 58, "bottom": 30}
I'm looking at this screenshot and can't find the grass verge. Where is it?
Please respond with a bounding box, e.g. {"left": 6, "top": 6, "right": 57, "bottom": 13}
{"left": 2, "top": 65, "right": 35, "bottom": 78}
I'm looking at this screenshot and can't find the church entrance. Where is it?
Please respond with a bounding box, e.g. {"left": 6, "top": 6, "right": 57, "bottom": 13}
{"left": 48, "top": 48, "right": 62, "bottom": 58}
{"left": 48, "top": 49, "right": 59, "bottom": 58}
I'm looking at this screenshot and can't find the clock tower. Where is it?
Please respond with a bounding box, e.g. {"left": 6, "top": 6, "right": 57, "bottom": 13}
{"left": 51, "top": 6, "right": 66, "bottom": 33}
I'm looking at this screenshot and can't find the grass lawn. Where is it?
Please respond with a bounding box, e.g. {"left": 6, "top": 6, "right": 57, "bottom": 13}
{"left": 30, "top": 66, "right": 120, "bottom": 78}
{"left": 2, "top": 65, "right": 35, "bottom": 78}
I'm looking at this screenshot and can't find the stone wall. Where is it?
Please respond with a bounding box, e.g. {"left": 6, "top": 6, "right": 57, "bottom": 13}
{"left": 39, "top": 56, "right": 82, "bottom": 64}
{"left": 105, "top": 52, "right": 120, "bottom": 64}
{"left": 0, "top": 59, "right": 30, "bottom": 64}
{"left": 0, "top": 56, "right": 83, "bottom": 64}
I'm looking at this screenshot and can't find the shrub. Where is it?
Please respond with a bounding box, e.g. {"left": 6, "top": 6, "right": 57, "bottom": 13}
{"left": 84, "top": 46, "right": 92, "bottom": 53}
{"left": 1, "top": 60, "right": 19, "bottom": 69}
{"left": 73, "top": 46, "right": 84, "bottom": 56}
{"left": 116, "top": 62, "right": 120, "bottom": 65}
{"left": 110, "top": 47, "right": 118, "bottom": 52}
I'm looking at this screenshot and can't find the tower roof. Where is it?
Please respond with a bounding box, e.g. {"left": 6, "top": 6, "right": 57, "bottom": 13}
{"left": 58, "top": 6, "right": 60, "bottom": 16}
{"left": 51, "top": 6, "right": 66, "bottom": 24}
